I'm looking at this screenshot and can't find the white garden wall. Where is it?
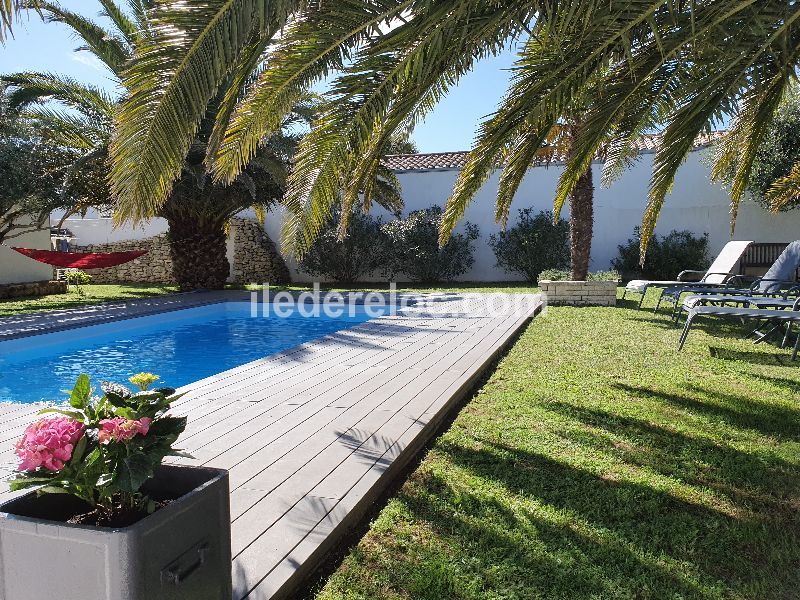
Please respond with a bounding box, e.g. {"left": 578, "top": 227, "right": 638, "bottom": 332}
{"left": 0, "top": 223, "right": 53, "bottom": 285}
{"left": 53, "top": 147, "right": 800, "bottom": 283}
{"left": 374, "top": 151, "right": 800, "bottom": 282}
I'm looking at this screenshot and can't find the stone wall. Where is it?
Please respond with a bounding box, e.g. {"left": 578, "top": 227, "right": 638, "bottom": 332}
{"left": 76, "top": 234, "right": 174, "bottom": 284}
{"left": 231, "top": 217, "right": 291, "bottom": 284}
{"left": 539, "top": 280, "right": 618, "bottom": 306}
{"left": 0, "top": 280, "right": 67, "bottom": 299}
{"left": 73, "top": 220, "right": 291, "bottom": 285}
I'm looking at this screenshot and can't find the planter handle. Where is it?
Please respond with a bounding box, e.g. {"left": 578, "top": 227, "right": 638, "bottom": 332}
{"left": 161, "top": 541, "right": 209, "bottom": 586}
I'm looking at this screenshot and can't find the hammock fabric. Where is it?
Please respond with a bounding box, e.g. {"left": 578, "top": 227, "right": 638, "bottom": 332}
{"left": 12, "top": 248, "right": 147, "bottom": 269}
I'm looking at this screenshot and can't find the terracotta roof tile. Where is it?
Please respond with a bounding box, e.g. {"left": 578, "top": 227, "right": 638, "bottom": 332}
{"left": 383, "top": 131, "right": 726, "bottom": 172}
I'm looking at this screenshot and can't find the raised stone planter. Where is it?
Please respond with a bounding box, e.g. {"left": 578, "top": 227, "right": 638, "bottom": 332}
{"left": 539, "top": 279, "right": 618, "bottom": 306}
{"left": 0, "top": 280, "right": 66, "bottom": 299}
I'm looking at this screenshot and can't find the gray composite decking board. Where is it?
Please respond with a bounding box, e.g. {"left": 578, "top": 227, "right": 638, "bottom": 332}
{"left": 224, "top": 318, "right": 498, "bottom": 555}
{"left": 174, "top": 315, "right": 468, "bottom": 472}
{"left": 0, "top": 291, "right": 542, "bottom": 599}
{"left": 170, "top": 316, "right": 448, "bottom": 446}
{"left": 244, "top": 304, "right": 536, "bottom": 599}
{"left": 232, "top": 306, "right": 535, "bottom": 598}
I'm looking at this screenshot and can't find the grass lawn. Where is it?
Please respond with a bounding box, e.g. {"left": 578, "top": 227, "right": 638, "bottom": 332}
{"left": 314, "top": 292, "right": 800, "bottom": 599}
{"left": 0, "top": 284, "right": 177, "bottom": 317}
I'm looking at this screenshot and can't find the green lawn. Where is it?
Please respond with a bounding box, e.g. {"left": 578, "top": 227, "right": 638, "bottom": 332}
{"left": 314, "top": 293, "right": 800, "bottom": 600}
{"left": 0, "top": 284, "right": 177, "bottom": 317}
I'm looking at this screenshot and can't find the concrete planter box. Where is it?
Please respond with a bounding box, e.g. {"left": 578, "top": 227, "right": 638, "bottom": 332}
{"left": 0, "top": 465, "right": 231, "bottom": 600}
{"left": 539, "top": 280, "right": 618, "bottom": 306}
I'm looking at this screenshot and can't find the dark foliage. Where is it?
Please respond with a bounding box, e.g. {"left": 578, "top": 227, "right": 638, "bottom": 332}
{"left": 489, "top": 209, "right": 570, "bottom": 283}
{"left": 298, "top": 208, "right": 388, "bottom": 282}
{"left": 383, "top": 206, "right": 479, "bottom": 282}
{"left": 613, "top": 228, "right": 710, "bottom": 281}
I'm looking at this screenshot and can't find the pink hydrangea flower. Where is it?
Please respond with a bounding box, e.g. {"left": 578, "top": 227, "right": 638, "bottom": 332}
{"left": 98, "top": 417, "right": 152, "bottom": 444}
{"left": 15, "top": 417, "right": 85, "bottom": 472}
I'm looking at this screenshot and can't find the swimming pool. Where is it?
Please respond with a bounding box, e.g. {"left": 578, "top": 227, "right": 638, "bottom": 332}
{"left": 0, "top": 302, "right": 389, "bottom": 404}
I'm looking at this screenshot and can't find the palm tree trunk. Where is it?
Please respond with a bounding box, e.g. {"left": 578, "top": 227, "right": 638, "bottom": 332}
{"left": 165, "top": 214, "right": 229, "bottom": 291}
{"left": 569, "top": 164, "right": 594, "bottom": 281}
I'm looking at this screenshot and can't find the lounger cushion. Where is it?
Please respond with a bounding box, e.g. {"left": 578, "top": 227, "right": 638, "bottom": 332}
{"left": 625, "top": 280, "right": 680, "bottom": 294}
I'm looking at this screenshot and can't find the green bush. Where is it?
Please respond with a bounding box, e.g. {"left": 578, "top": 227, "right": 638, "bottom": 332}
{"left": 612, "top": 228, "right": 709, "bottom": 281}
{"left": 382, "top": 206, "right": 479, "bottom": 282}
{"left": 489, "top": 209, "right": 569, "bottom": 283}
{"left": 298, "top": 208, "right": 388, "bottom": 282}
{"left": 539, "top": 269, "right": 620, "bottom": 281}
{"left": 64, "top": 269, "right": 92, "bottom": 286}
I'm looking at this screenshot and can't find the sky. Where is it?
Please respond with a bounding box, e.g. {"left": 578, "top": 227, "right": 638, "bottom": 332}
{"left": 0, "top": 2, "right": 519, "bottom": 154}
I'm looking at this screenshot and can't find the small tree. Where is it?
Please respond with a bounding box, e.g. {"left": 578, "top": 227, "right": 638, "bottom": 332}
{"left": 489, "top": 209, "right": 570, "bottom": 283}
{"left": 0, "top": 92, "right": 108, "bottom": 244}
{"left": 298, "top": 208, "right": 387, "bottom": 282}
{"left": 382, "top": 207, "right": 479, "bottom": 282}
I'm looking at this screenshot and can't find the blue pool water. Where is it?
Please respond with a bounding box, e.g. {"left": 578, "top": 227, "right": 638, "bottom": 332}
{"left": 0, "top": 302, "right": 389, "bottom": 404}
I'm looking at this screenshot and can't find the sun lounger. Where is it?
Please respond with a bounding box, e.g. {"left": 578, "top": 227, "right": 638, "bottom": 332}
{"left": 678, "top": 297, "right": 800, "bottom": 360}
{"left": 673, "top": 291, "right": 800, "bottom": 322}
{"left": 622, "top": 240, "right": 753, "bottom": 308}
{"left": 660, "top": 241, "right": 800, "bottom": 315}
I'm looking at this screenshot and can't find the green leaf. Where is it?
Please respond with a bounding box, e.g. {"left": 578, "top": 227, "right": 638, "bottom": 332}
{"left": 117, "top": 453, "right": 154, "bottom": 493}
{"left": 8, "top": 476, "right": 56, "bottom": 491}
{"left": 168, "top": 450, "right": 195, "bottom": 459}
{"left": 37, "top": 408, "right": 84, "bottom": 420}
{"left": 69, "top": 435, "right": 88, "bottom": 467}
{"left": 37, "top": 486, "right": 71, "bottom": 495}
{"left": 69, "top": 374, "right": 91, "bottom": 409}
{"left": 148, "top": 416, "right": 187, "bottom": 438}
{"left": 114, "top": 407, "right": 137, "bottom": 419}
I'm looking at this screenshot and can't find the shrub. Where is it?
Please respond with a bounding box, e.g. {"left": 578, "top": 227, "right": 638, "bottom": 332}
{"left": 64, "top": 268, "right": 92, "bottom": 286}
{"left": 10, "top": 373, "right": 186, "bottom": 526}
{"left": 298, "top": 208, "right": 388, "bottom": 282}
{"left": 612, "top": 228, "right": 710, "bottom": 281}
{"left": 489, "top": 209, "right": 569, "bottom": 282}
{"left": 539, "top": 269, "right": 620, "bottom": 281}
{"left": 382, "top": 206, "right": 479, "bottom": 282}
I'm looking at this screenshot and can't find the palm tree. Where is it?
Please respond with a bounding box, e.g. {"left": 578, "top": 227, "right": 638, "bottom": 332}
{"left": 109, "top": 1, "right": 800, "bottom": 265}
{"left": 6, "top": 1, "right": 304, "bottom": 289}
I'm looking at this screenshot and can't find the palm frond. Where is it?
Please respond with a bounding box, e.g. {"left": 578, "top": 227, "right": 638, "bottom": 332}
{"left": 765, "top": 161, "right": 800, "bottom": 210}
{"left": 0, "top": 0, "right": 31, "bottom": 43}
{"left": 3, "top": 71, "right": 115, "bottom": 120}
{"left": 209, "top": 0, "right": 412, "bottom": 184}
{"left": 282, "top": 0, "right": 536, "bottom": 256}
{"left": 111, "top": 0, "right": 304, "bottom": 223}
{"left": 98, "top": 0, "right": 140, "bottom": 46}
{"left": 37, "top": 1, "right": 130, "bottom": 73}
{"left": 25, "top": 105, "right": 109, "bottom": 149}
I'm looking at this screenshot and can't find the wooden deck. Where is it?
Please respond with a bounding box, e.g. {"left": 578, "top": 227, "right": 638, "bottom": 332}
{"left": 0, "top": 291, "right": 541, "bottom": 599}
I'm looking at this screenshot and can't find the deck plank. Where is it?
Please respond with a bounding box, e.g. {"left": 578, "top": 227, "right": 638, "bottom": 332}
{"left": 0, "top": 291, "right": 541, "bottom": 598}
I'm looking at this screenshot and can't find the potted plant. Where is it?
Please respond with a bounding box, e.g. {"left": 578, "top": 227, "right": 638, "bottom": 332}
{"left": 0, "top": 373, "right": 231, "bottom": 600}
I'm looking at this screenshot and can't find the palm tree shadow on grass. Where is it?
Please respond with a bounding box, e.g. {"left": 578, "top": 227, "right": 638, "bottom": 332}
{"left": 707, "top": 346, "right": 797, "bottom": 365}
{"left": 426, "top": 436, "right": 800, "bottom": 598}
{"left": 544, "top": 399, "right": 800, "bottom": 513}
{"left": 614, "top": 382, "right": 800, "bottom": 440}
{"left": 393, "top": 469, "right": 706, "bottom": 599}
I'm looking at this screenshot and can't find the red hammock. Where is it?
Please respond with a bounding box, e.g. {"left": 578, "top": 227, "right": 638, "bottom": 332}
{"left": 12, "top": 248, "right": 147, "bottom": 269}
